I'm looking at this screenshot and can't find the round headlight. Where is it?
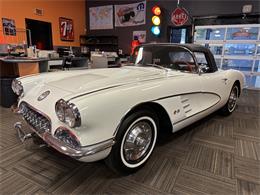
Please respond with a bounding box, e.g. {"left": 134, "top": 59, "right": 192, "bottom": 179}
{"left": 55, "top": 99, "right": 81, "bottom": 128}
{"left": 12, "top": 79, "right": 24, "bottom": 96}
{"left": 55, "top": 99, "right": 66, "bottom": 122}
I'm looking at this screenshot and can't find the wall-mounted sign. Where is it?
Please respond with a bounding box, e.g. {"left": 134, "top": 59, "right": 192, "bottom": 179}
{"left": 115, "top": 1, "right": 146, "bottom": 27}
{"left": 89, "top": 5, "right": 113, "bottom": 30}
{"left": 133, "top": 30, "right": 146, "bottom": 43}
{"left": 2, "top": 18, "right": 16, "bottom": 36}
{"left": 171, "top": 7, "right": 189, "bottom": 26}
{"left": 242, "top": 4, "right": 253, "bottom": 14}
{"left": 59, "top": 17, "right": 74, "bottom": 41}
{"left": 34, "top": 8, "right": 44, "bottom": 16}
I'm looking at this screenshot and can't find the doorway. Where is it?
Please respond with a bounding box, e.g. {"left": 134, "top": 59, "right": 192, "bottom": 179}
{"left": 169, "top": 26, "right": 192, "bottom": 44}
{"left": 25, "top": 18, "right": 53, "bottom": 50}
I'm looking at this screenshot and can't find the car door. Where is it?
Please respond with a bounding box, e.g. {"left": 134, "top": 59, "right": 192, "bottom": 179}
{"left": 155, "top": 49, "right": 209, "bottom": 130}
{"left": 194, "top": 51, "right": 227, "bottom": 111}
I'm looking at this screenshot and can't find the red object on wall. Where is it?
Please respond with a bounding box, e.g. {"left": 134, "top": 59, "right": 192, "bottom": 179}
{"left": 131, "top": 39, "right": 140, "bottom": 55}
{"left": 152, "top": 6, "right": 161, "bottom": 16}
{"left": 171, "top": 7, "right": 189, "bottom": 26}
{"left": 59, "top": 17, "right": 74, "bottom": 41}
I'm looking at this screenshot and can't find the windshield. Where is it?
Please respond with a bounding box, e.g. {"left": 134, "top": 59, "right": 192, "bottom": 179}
{"left": 134, "top": 45, "right": 197, "bottom": 73}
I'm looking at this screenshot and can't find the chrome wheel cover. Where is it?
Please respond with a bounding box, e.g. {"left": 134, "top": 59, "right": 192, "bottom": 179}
{"left": 228, "top": 86, "right": 238, "bottom": 112}
{"left": 120, "top": 116, "right": 157, "bottom": 168}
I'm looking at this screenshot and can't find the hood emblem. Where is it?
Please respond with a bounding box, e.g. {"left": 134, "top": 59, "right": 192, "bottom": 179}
{"left": 38, "top": 90, "right": 50, "bottom": 101}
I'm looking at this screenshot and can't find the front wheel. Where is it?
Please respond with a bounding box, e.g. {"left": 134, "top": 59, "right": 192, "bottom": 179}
{"left": 220, "top": 84, "right": 239, "bottom": 116}
{"left": 105, "top": 110, "right": 158, "bottom": 175}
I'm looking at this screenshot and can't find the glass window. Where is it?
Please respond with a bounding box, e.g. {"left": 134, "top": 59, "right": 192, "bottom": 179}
{"left": 254, "top": 60, "right": 260, "bottom": 72}
{"left": 135, "top": 46, "right": 196, "bottom": 72}
{"left": 208, "top": 28, "right": 225, "bottom": 40}
{"left": 245, "top": 75, "right": 260, "bottom": 88}
{"left": 208, "top": 44, "right": 223, "bottom": 55}
{"left": 194, "top": 29, "right": 207, "bottom": 41}
{"left": 194, "top": 28, "right": 225, "bottom": 41}
{"left": 194, "top": 52, "right": 208, "bottom": 65}
{"left": 194, "top": 52, "right": 212, "bottom": 73}
{"left": 215, "top": 58, "right": 222, "bottom": 68}
{"left": 257, "top": 44, "right": 260, "bottom": 55}
{"left": 222, "top": 59, "right": 253, "bottom": 71}
{"left": 226, "top": 27, "right": 259, "bottom": 40}
{"left": 224, "top": 43, "right": 256, "bottom": 56}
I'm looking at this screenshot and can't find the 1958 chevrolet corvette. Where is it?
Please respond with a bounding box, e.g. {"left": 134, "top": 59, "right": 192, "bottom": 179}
{"left": 13, "top": 43, "right": 244, "bottom": 174}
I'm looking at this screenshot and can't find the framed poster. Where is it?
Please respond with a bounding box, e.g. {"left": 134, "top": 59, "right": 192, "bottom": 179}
{"left": 133, "top": 31, "right": 146, "bottom": 43}
{"left": 115, "top": 1, "right": 146, "bottom": 27}
{"left": 59, "top": 17, "right": 74, "bottom": 41}
{"left": 89, "top": 5, "right": 113, "bottom": 30}
{"left": 2, "top": 18, "right": 16, "bottom": 36}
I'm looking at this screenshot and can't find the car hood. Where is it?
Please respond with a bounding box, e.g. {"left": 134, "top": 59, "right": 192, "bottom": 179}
{"left": 46, "top": 66, "right": 167, "bottom": 94}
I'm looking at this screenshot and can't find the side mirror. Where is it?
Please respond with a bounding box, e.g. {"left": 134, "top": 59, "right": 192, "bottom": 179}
{"left": 198, "top": 67, "right": 203, "bottom": 75}
{"left": 198, "top": 65, "right": 209, "bottom": 75}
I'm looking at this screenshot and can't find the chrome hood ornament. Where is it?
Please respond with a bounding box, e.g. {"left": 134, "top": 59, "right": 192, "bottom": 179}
{"left": 37, "top": 90, "right": 50, "bottom": 101}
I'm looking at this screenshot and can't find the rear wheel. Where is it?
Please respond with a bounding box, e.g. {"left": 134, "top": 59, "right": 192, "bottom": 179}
{"left": 220, "top": 84, "right": 239, "bottom": 116}
{"left": 105, "top": 110, "right": 158, "bottom": 175}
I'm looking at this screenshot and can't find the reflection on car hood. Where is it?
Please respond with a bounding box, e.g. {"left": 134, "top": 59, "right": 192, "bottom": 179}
{"left": 46, "top": 66, "right": 168, "bottom": 94}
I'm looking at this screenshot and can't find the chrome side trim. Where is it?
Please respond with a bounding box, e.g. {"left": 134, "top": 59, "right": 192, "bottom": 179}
{"left": 67, "top": 76, "right": 168, "bottom": 101}
{"left": 172, "top": 99, "right": 220, "bottom": 126}
{"left": 67, "top": 85, "right": 123, "bottom": 101}
{"left": 113, "top": 92, "right": 221, "bottom": 136}
{"left": 153, "top": 91, "right": 221, "bottom": 101}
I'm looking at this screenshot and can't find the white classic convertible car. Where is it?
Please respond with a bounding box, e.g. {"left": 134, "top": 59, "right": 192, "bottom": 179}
{"left": 13, "top": 43, "right": 244, "bottom": 174}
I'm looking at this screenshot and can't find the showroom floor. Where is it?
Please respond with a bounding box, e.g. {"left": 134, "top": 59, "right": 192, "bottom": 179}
{"left": 0, "top": 90, "right": 259, "bottom": 194}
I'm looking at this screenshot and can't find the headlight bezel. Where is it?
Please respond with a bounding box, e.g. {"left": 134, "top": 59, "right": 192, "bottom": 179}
{"left": 55, "top": 99, "right": 81, "bottom": 128}
{"left": 11, "top": 79, "right": 24, "bottom": 96}
{"left": 55, "top": 127, "right": 81, "bottom": 149}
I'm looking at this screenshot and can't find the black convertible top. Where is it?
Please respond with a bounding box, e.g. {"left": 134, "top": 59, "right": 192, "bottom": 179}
{"left": 138, "top": 43, "right": 218, "bottom": 72}
{"left": 141, "top": 43, "right": 208, "bottom": 52}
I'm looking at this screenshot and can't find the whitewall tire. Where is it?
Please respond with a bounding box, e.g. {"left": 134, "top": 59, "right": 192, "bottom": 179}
{"left": 105, "top": 109, "right": 158, "bottom": 175}
{"left": 220, "top": 84, "right": 239, "bottom": 116}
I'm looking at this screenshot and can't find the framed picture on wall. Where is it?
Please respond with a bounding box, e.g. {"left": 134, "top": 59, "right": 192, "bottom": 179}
{"left": 2, "top": 18, "right": 16, "bottom": 36}
{"left": 59, "top": 17, "right": 74, "bottom": 41}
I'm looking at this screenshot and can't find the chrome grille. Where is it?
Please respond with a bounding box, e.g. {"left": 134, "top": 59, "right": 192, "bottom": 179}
{"left": 19, "top": 102, "right": 51, "bottom": 134}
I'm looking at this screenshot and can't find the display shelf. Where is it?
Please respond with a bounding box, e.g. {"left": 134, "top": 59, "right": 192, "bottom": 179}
{"left": 79, "top": 35, "right": 118, "bottom": 57}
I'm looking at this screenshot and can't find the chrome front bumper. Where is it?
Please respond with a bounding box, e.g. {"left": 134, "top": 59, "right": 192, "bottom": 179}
{"left": 14, "top": 122, "right": 115, "bottom": 162}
